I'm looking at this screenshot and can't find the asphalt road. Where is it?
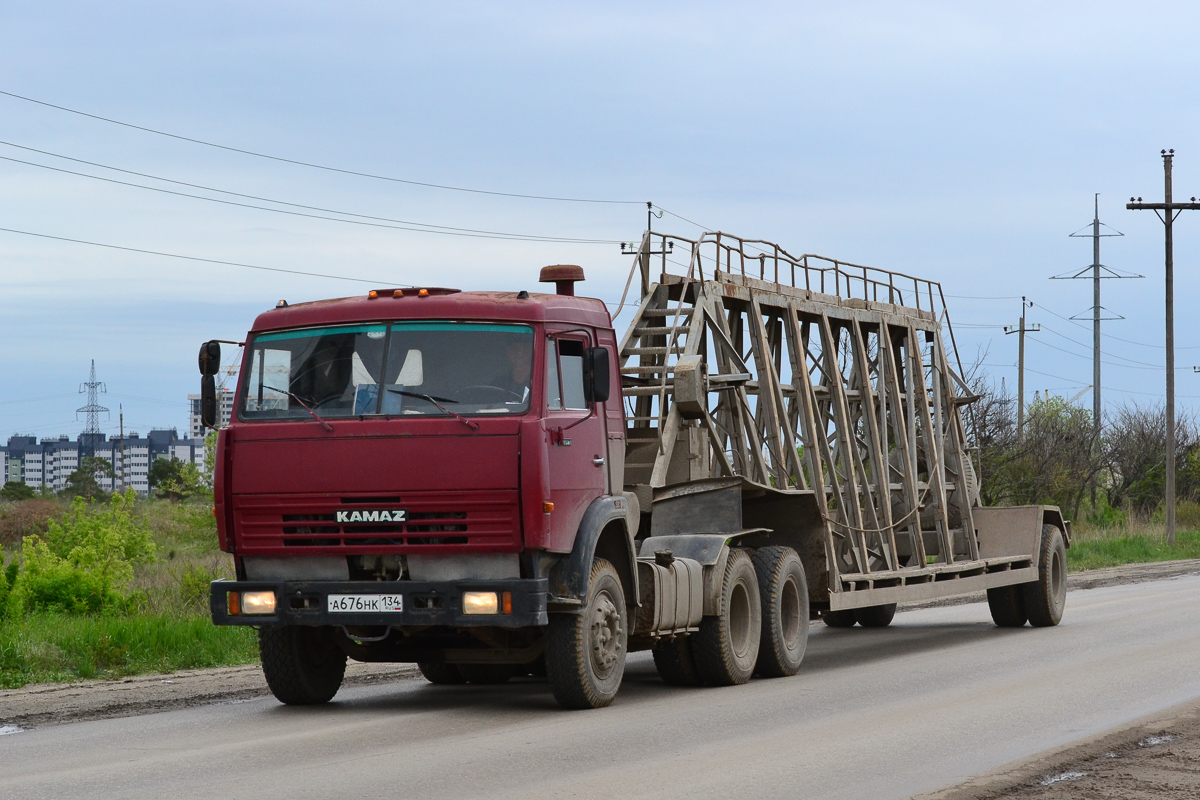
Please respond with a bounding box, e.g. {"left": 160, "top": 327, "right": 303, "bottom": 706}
{"left": 5, "top": 575, "right": 1200, "bottom": 800}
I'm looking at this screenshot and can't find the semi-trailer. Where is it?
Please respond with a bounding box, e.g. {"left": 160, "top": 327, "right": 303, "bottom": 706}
{"left": 205, "top": 230, "right": 1068, "bottom": 709}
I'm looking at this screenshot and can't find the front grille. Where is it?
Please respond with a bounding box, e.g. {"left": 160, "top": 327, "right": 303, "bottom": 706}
{"left": 233, "top": 491, "right": 520, "bottom": 554}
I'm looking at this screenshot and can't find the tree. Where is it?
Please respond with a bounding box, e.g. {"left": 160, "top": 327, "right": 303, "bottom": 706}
{"left": 62, "top": 458, "right": 115, "bottom": 501}
{"left": 202, "top": 430, "right": 217, "bottom": 488}
{"left": 149, "top": 456, "right": 209, "bottom": 501}
{"left": 1104, "top": 403, "right": 1198, "bottom": 516}
{"left": 148, "top": 456, "right": 184, "bottom": 490}
{"left": 1, "top": 482, "right": 36, "bottom": 501}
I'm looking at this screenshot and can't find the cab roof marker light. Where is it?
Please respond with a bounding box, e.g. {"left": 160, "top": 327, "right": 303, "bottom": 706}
{"left": 393, "top": 289, "right": 404, "bottom": 298}
{"left": 368, "top": 290, "right": 379, "bottom": 299}
{"left": 418, "top": 289, "right": 429, "bottom": 297}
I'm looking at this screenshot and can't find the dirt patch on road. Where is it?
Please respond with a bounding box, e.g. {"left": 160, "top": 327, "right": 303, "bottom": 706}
{"left": 920, "top": 697, "right": 1200, "bottom": 799}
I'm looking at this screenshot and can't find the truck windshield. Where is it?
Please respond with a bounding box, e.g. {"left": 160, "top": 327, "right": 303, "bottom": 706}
{"left": 239, "top": 322, "right": 534, "bottom": 420}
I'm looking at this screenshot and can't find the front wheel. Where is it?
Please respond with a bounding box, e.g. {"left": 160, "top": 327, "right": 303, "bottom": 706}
{"left": 545, "top": 558, "right": 627, "bottom": 709}
{"left": 1023, "top": 524, "right": 1067, "bottom": 627}
{"left": 259, "top": 626, "right": 346, "bottom": 705}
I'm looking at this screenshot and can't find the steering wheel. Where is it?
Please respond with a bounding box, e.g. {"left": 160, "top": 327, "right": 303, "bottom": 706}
{"left": 310, "top": 392, "right": 346, "bottom": 409}
{"left": 458, "top": 384, "right": 523, "bottom": 403}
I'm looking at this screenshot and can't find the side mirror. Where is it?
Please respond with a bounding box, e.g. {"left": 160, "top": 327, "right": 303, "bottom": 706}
{"left": 582, "top": 346, "right": 611, "bottom": 404}
{"left": 201, "top": 374, "right": 218, "bottom": 429}
{"left": 199, "top": 341, "right": 221, "bottom": 376}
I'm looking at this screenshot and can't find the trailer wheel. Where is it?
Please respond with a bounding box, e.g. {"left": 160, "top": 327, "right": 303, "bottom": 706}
{"left": 456, "top": 664, "right": 515, "bottom": 684}
{"left": 258, "top": 625, "right": 346, "bottom": 705}
{"left": 854, "top": 603, "right": 897, "bottom": 628}
{"left": 652, "top": 636, "right": 704, "bottom": 686}
{"left": 545, "top": 558, "right": 627, "bottom": 709}
{"left": 986, "top": 585, "right": 1028, "bottom": 627}
{"left": 822, "top": 609, "right": 857, "bottom": 628}
{"left": 1023, "top": 524, "right": 1067, "bottom": 627}
{"left": 417, "top": 661, "right": 466, "bottom": 684}
{"left": 752, "top": 546, "right": 809, "bottom": 678}
{"left": 693, "top": 549, "right": 762, "bottom": 686}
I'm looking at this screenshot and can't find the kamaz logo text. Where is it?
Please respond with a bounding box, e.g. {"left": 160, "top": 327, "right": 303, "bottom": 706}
{"left": 336, "top": 510, "right": 407, "bottom": 523}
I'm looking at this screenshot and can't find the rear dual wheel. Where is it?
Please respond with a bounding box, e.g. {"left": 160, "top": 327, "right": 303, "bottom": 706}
{"left": 1024, "top": 524, "right": 1067, "bottom": 627}
{"left": 822, "top": 604, "right": 897, "bottom": 628}
{"left": 752, "top": 546, "right": 809, "bottom": 678}
{"left": 693, "top": 549, "right": 762, "bottom": 686}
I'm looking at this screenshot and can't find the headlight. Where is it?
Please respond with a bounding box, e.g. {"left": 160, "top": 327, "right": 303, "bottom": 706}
{"left": 241, "top": 591, "right": 277, "bottom": 615}
{"left": 462, "top": 591, "right": 499, "bottom": 615}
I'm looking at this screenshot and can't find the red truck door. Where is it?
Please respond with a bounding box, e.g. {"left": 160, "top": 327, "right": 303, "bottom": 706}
{"left": 544, "top": 331, "right": 607, "bottom": 551}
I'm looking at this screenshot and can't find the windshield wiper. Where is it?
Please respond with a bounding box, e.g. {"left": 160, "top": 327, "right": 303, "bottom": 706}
{"left": 387, "top": 389, "right": 479, "bottom": 431}
{"left": 263, "top": 386, "right": 334, "bottom": 432}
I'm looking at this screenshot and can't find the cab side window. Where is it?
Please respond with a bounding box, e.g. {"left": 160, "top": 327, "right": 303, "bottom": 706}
{"left": 546, "top": 338, "right": 587, "bottom": 411}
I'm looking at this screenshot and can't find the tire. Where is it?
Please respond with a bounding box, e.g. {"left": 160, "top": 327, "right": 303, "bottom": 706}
{"left": 822, "top": 609, "right": 857, "bottom": 628}
{"left": 545, "top": 558, "right": 628, "bottom": 709}
{"left": 854, "top": 603, "right": 897, "bottom": 628}
{"left": 986, "top": 585, "right": 1028, "bottom": 627}
{"left": 693, "top": 549, "right": 762, "bottom": 686}
{"left": 418, "top": 661, "right": 466, "bottom": 684}
{"left": 258, "top": 626, "right": 346, "bottom": 705}
{"left": 652, "top": 636, "right": 704, "bottom": 686}
{"left": 456, "top": 664, "right": 515, "bottom": 684}
{"left": 1023, "top": 524, "right": 1067, "bottom": 627}
{"left": 752, "top": 546, "right": 809, "bottom": 678}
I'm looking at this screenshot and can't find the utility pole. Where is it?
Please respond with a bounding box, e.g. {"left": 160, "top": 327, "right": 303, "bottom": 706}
{"left": 1054, "top": 195, "right": 1141, "bottom": 436}
{"left": 1004, "top": 297, "right": 1039, "bottom": 442}
{"left": 1128, "top": 149, "right": 1200, "bottom": 546}
{"left": 76, "top": 359, "right": 108, "bottom": 458}
{"left": 119, "top": 405, "right": 126, "bottom": 493}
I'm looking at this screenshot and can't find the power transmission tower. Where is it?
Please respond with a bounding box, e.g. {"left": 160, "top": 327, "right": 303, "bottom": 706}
{"left": 1053, "top": 194, "right": 1142, "bottom": 436}
{"left": 1004, "top": 298, "right": 1039, "bottom": 442}
{"left": 76, "top": 359, "right": 109, "bottom": 455}
{"left": 1128, "top": 149, "right": 1200, "bottom": 546}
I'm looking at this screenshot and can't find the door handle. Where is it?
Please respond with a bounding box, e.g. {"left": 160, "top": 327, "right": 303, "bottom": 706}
{"left": 593, "top": 457, "right": 605, "bottom": 466}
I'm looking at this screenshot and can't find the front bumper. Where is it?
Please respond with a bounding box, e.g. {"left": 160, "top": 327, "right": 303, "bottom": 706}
{"left": 210, "top": 578, "right": 548, "bottom": 628}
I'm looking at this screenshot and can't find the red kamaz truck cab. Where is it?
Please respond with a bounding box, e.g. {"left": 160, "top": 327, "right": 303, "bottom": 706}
{"left": 207, "top": 266, "right": 640, "bottom": 708}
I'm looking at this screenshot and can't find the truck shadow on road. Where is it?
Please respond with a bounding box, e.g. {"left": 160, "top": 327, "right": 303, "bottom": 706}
{"left": 259, "top": 616, "right": 1036, "bottom": 719}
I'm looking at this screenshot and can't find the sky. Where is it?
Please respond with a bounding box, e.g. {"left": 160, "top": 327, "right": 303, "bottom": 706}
{"left": 2, "top": 1, "right": 1200, "bottom": 441}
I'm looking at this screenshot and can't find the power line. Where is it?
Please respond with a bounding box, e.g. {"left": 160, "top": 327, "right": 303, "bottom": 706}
{"left": 1032, "top": 300, "right": 1199, "bottom": 351}
{"left": 0, "top": 226, "right": 401, "bottom": 285}
{"left": 1027, "top": 335, "right": 1172, "bottom": 371}
{"left": 0, "top": 150, "right": 621, "bottom": 244}
{"left": 0, "top": 88, "right": 641, "bottom": 205}
{"left": 1038, "top": 325, "right": 1172, "bottom": 369}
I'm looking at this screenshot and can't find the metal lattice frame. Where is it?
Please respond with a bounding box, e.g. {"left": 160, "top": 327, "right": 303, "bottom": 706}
{"left": 619, "top": 231, "right": 980, "bottom": 588}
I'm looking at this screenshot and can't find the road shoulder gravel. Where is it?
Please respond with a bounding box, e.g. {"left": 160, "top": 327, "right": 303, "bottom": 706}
{"left": 916, "top": 696, "right": 1200, "bottom": 799}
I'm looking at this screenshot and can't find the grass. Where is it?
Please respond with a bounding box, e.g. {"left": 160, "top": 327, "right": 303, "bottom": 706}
{"left": 1067, "top": 513, "right": 1200, "bottom": 571}
{"left": 0, "top": 496, "right": 258, "bottom": 689}
{"left": 1070, "top": 525, "right": 1200, "bottom": 568}
{"left": 0, "top": 612, "right": 258, "bottom": 689}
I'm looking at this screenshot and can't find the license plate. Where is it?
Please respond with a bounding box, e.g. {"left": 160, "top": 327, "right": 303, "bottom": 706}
{"left": 327, "top": 594, "right": 403, "bottom": 613}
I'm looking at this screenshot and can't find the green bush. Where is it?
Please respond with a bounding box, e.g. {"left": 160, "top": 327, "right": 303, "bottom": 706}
{"left": 177, "top": 564, "right": 220, "bottom": 612}
{"left": 7, "top": 490, "right": 156, "bottom": 616}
